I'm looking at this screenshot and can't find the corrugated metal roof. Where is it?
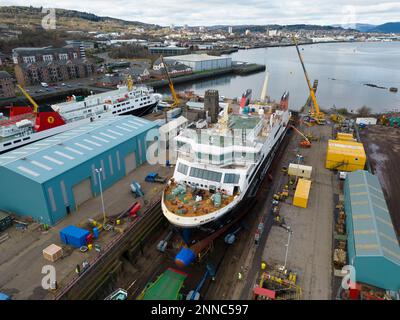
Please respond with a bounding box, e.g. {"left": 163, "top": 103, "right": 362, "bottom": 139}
{"left": 327, "top": 139, "right": 366, "bottom": 157}
{"left": 0, "top": 116, "right": 157, "bottom": 183}
{"left": 347, "top": 170, "right": 400, "bottom": 265}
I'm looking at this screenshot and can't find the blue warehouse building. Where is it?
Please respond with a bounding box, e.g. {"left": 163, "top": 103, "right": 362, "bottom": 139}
{"left": 344, "top": 170, "right": 400, "bottom": 291}
{"left": 0, "top": 116, "right": 158, "bottom": 225}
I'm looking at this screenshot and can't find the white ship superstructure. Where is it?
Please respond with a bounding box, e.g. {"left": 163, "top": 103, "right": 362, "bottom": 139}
{"left": 0, "top": 82, "right": 158, "bottom": 153}
{"left": 162, "top": 92, "right": 291, "bottom": 228}
{"left": 52, "top": 84, "right": 158, "bottom": 122}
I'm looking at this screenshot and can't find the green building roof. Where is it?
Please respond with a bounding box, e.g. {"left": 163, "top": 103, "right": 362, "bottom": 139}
{"left": 346, "top": 170, "right": 400, "bottom": 265}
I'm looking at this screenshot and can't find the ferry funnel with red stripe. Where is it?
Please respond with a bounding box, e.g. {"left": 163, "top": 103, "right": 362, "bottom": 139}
{"left": 239, "top": 89, "right": 252, "bottom": 108}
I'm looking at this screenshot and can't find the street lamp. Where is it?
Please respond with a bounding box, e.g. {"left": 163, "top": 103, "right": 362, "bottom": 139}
{"left": 95, "top": 168, "right": 107, "bottom": 226}
{"left": 283, "top": 228, "right": 293, "bottom": 270}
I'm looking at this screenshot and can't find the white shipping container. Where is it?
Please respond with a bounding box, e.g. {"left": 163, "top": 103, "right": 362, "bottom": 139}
{"left": 356, "top": 117, "right": 377, "bottom": 125}
{"left": 288, "top": 163, "right": 312, "bottom": 179}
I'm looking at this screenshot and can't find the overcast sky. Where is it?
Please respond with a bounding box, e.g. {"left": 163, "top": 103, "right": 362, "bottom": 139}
{"left": 3, "top": 1, "right": 400, "bottom": 26}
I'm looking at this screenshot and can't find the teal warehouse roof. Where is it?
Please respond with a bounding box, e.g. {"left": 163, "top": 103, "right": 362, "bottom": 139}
{"left": 0, "top": 116, "right": 157, "bottom": 183}
{"left": 346, "top": 170, "right": 400, "bottom": 265}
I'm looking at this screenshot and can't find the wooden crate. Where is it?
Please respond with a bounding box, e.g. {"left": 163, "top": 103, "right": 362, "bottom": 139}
{"left": 43, "top": 244, "right": 63, "bottom": 262}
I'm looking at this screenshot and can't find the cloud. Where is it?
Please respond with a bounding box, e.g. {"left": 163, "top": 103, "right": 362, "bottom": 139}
{"left": 2, "top": 0, "right": 400, "bottom": 26}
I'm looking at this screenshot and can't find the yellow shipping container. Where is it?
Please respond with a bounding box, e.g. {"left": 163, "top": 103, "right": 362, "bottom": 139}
{"left": 288, "top": 163, "right": 312, "bottom": 179}
{"left": 325, "top": 139, "right": 366, "bottom": 172}
{"left": 336, "top": 132, "right": 355, "bottom": 141}
{"left": 293, "top": 178, "right": 311, "bottom": 208}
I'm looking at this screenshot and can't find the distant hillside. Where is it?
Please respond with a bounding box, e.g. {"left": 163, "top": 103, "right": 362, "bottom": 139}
{"left": 208, "top": 24, "right": 347, "bottom": 32}
{"left": 0, "top": 6, "right": 159, "bottom": 31}
{"left": 332, "top": 23, "right": 376, "bottom": 32}
{"left": 369, "top": 22, "right": 400, "bottom": 33}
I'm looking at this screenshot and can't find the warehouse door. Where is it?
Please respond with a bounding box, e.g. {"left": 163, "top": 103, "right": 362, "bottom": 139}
{"left": 125, "top": 152, "right": 137, "bottom": 175}
{"left": 73, "top": 178, "right": 93, "bottom": 209}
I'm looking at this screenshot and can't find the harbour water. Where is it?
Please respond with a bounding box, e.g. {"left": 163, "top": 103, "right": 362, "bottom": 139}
{"left": 169, "top": 42, "right": 400, "bottom": 113}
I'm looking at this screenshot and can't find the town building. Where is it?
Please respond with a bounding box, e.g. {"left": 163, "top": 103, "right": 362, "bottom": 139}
{"left": 0, "top": 52, "right": 6, "bottom": 66}
{"left": 148, "top": 46, "right": 189, "bottom": 56}
{"left": 95, "top": 74, "right": 125, "bottom": 88}
{"left": 65, "top": 40, "right": 96, "bottom": 58}
{"left": 152, "top": 58, "right": 192, "bottom": 77}
{"left": 0, "top": 116, "right": 158, "bottom": 225}
{"left": 12, "top": 46, "right": 95, "bottom": 86}
{"left": 164, "top": 54, "right": 232, "bottom": 72}
{"left": 0, "top": 71, "right": 15, "bottom": 98}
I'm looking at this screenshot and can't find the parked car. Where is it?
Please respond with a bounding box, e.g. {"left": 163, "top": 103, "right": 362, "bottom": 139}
{"left": 41, "top": 82, "right": 49, "bottom": 87}
{"left": 61, "top": 83, "right": 66, "bottom": 86}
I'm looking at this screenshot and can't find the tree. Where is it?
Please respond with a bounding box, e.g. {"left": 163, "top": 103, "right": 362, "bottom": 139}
{"left": 357, "top": 105, "right": 372, "bottom": 117}
{"left": 337, "top": 108, "right": 350, "bottom": 116}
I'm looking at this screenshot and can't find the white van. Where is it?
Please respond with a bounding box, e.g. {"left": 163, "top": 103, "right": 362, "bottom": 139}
{"left": 41, "top": 82, "right": 49, "bottom": 87}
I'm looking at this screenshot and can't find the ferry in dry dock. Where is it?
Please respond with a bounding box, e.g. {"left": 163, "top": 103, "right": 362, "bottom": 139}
{"left": 161, "top": 89, "right": 291, "bottom": 234}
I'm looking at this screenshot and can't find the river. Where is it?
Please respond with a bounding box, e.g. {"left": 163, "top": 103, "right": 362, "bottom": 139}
{"left": 167, "top": 42, "right": 400, "bottom": 113}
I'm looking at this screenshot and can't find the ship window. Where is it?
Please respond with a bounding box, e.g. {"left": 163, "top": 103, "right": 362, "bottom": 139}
{"left": 4, "top": 142, "right": 11, "bottom": 146}
{"left": 189, "top": 167, "right": 222, "bottom": 182}
{"left": 14, "top": 139, "right": 21, "bottom": 143}
{"left": 177, "top": 163, "right": 189, "bottom": 175}
{"left": 224, "top": 173, "right": 240, "bottom": 184}
{"left": 112, "top": 111, "right": 116, "bottom": 114}
{"left": 23, "top": 137, "right": 30, "bottom": 141}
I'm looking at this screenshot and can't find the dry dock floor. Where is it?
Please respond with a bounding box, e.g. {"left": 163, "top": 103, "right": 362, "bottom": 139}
{"left": 0, "top": 162, "right": 172, "bottom": 300}
{"left": 224, "top": 123, "right": 336, "bottom": 300}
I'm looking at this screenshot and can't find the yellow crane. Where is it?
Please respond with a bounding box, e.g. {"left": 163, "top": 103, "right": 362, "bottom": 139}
{"left": 160, "top": 55, "right": 180, "bottom": 108}
{"left": 292, "top": 36, "right": 325, "bottom": 125}
{"left": 16, "top": 84, "right": 40, "bottom": 113}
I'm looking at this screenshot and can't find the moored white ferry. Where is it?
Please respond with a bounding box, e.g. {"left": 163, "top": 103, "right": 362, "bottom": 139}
{"left": 162, "top": 90, "right": 291, "bottom": 231}
{"left": 0, "top": 80, "right": 159, "bottom": 153}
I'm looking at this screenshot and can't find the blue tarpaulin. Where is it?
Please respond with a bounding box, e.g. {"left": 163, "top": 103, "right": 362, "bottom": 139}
{"left": 60, "top": 225, "right": 90, "bottom": 248}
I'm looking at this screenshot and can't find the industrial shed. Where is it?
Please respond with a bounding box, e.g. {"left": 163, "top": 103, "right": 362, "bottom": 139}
{"left": 164, "top": 54, "right": 232, "bottom": 72}
{"left": 0, "top": 116, "right": 158, "bottom": 225}
{"left": 344, "top": 170, "right": 400, "bottom": 291}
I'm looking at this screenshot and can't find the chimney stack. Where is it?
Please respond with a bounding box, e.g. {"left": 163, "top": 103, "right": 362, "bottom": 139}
{"left": 204, "top": 89, "right": 219, "bottom": 123}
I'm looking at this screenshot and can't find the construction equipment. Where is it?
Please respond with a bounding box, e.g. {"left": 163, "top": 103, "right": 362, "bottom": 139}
{"left": 253, "top": 263, "right": 301, "bottom": 300}
{"left": 292, "top": 36, "right": 326, "bottom": 124}
{"left": 303, "top": 79, "right": 318, "bottom": 114}
{"left": 187, "top": 264, "right": 216, "bottom": 300}
{"left": 330, "top": 113, "right": 345, "bottom": 124}
{"left": 145, "top": 172, "right": 167, "bottom": 184}
{"left": 160, "top": 55, "right": 180, "bottom": 109}
{"left": 157, "top": 229, "right": 174, "bottom": 252}
{"left": 126, "top": 75, "right": 134, "bottom": 91}
{"left": 16, "top": 84, "right": 40, "bottom": 113}
{"left": 130, "top": 180, "right": 144, "bottom": 197}
{"left": 290, "top": 125, "right": 311, "bottom": 148}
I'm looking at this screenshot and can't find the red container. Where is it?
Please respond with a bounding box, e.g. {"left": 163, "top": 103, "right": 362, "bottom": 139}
{"left": 86, "top": 233, "right": 93, "bottom": 245}
{"left": 129, "top": 202, "right": 141, "bottom": 217}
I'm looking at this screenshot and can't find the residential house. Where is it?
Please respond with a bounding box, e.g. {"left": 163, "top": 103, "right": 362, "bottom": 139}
{"left": 12, "top": 46, "right": 95, "bottom": 86}
{"left": 151, "top": 58, "right": 192, "bottom": 78}
{"left": 0, "top": 71, "right": 16, "bottom": 98}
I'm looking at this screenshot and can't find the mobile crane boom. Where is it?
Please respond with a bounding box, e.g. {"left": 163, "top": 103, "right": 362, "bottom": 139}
{"left": 16, "top": 84, "right": 40, "bottom": 113}
{"left": 160, "top": 55, "right": 180, "bottom": 108}
{"left": 292, "top": 36, "right": 325, "bottom": 124}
